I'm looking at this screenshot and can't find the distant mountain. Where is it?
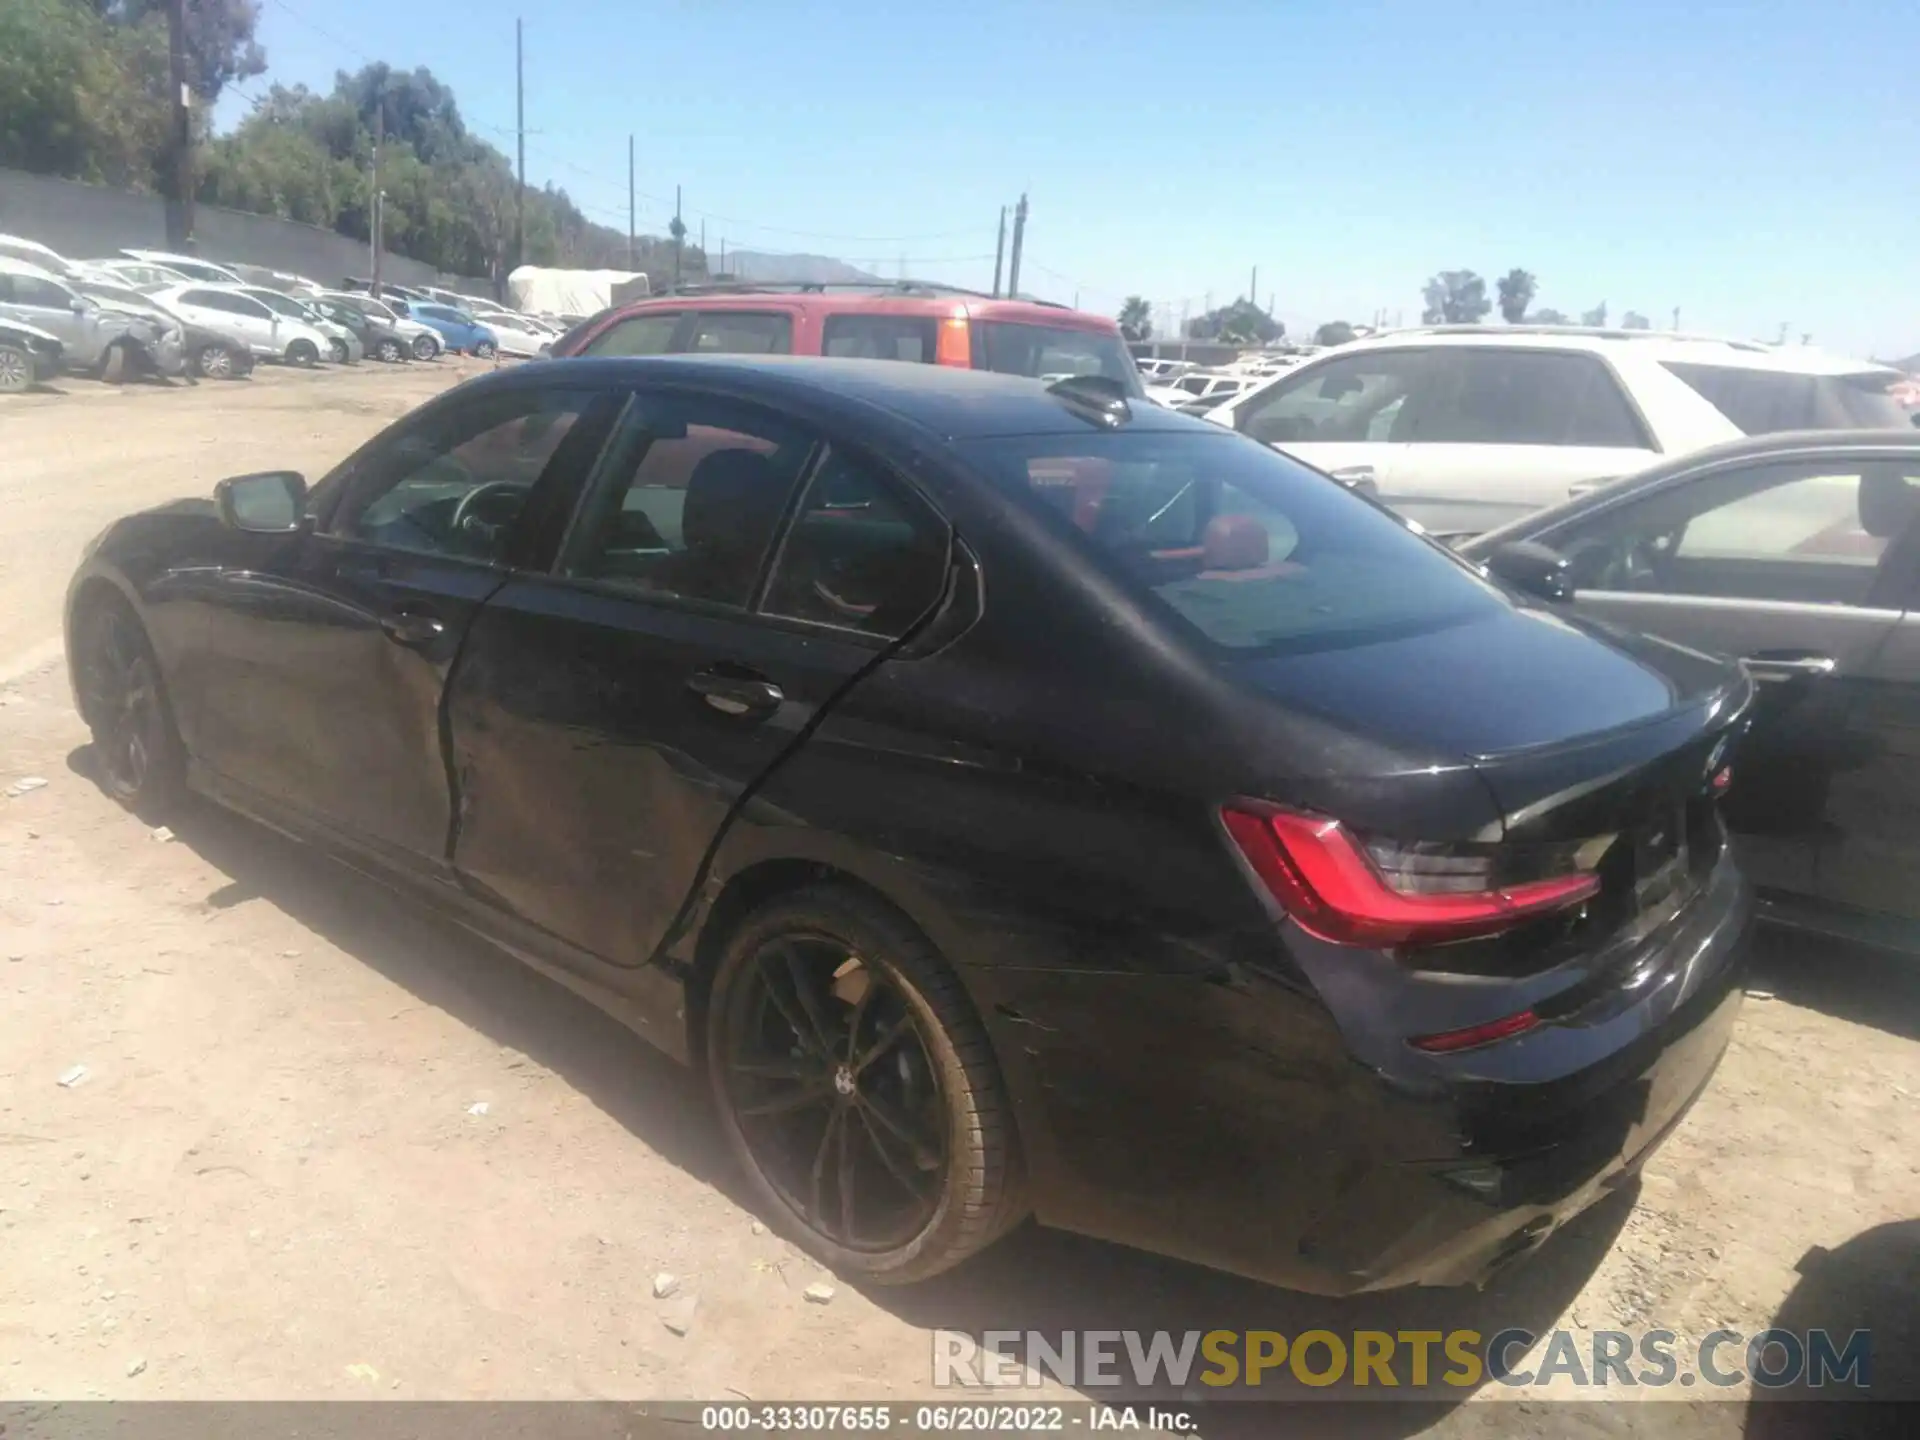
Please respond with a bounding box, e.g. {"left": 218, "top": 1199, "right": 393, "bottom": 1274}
{"left": 724, "top": 251, "right": 883, "bottom": 285}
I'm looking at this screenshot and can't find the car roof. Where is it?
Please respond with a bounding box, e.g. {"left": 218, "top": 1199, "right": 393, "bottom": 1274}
{"left": 474, "top": 353, "right": 1202, "bottom": 439}
{"left": 0, "top": 255, "right": 71, "bottom": 282}
{"left": 1336, "top": 325, "right": 1895, "bottom": 377}
{"left": 594, "top": 285, "right": 1122, "bottom": 333}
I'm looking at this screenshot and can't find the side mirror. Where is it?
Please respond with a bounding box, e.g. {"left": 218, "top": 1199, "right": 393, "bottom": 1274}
{"left": 70, "top": 296, "right": 89, "bottom": 313}
{"left": 216, "top": 471, "right": 308, "bottom": 533}
{"left": 1483, "top": 539, "right": 1574, "bottom": 602}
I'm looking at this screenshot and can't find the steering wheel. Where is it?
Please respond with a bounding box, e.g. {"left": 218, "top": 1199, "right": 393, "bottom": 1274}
{"left": 1561, "top": 533, "right": 1664, "bottom": 591}
{"left": 450, "top": 480, "right": 530, "bottom": 549}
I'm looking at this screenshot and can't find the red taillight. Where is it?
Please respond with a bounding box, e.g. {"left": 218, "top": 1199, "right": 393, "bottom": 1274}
{"left": 1411, "top": 1010, "right": 1540, "bottom": 1053}
{"left": 1220, "top": 805, "right": 1599, "bottom": 948}
{"left": 935, "top": 314, "right": 971, "bottom": 368}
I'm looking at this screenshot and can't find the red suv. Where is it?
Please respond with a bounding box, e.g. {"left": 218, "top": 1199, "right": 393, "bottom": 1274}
{"left": 549, "top": 283, "right": 1143, "bottom": 394}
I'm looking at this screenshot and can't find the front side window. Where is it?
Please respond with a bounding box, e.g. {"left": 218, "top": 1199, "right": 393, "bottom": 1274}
{"left": 580, "top": 310, "right": 682, "bottom": 357}
{"left": 685, "top": 310, "right": 794, "bottom": 355}
{"left": 962, "top": 431, "right": 1504, "bottom": 652}
{"left": 970, "top": 321, "right": 1141, "bottom": 394}
{"left": 1236, "top": 351, "right": 1432, "bottom": 446}
{"left": 1661, "top": 362, "right": 1910, "bottom": 434}
{"left": 762, "top": 449, "right": 950, "bottom": 638}
{"left": 562, "top": 396, "right": 814, "bottom": 608}
{"left": 332, "top": 388, "right": 598, "bottom": 563}
{"left": 1405, "top": 350, "right": 1648, "bottom": 448}
{"left": 7, "top": 274, "right": 73, "bottom": 309}
{"left": 1545, "top": 459, "right": 1920, "bottom": 605}
{"left": 822, "top": 314, "right": 937, "bottom": 363}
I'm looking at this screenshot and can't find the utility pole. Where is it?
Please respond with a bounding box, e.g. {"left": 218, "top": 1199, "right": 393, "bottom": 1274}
{"left": 1250, "top": 266, "right": 1258, "bottom": 307}
{"left": 1672, "top": 306, "right": 1681, "bottom": 331}
{"left": 991, "top": 205, "right": 1007, "bottom": 297}
{"left": 1005, "top": 193, "right": 1028, "bottom": 299}
{"left": 513, "top": 18, "right": 526, "bottom": 278}
{"left": 700, "top": 218, "right": 706, "bottom": 268}
{"left": 719, "top": 237, "right": 726, "bottom": 276}
{"left": 626, "top": 134, "right": 635, "bottom": 271}
{"left": 671, "top": 185, "right": 684, "bottom": 287}
{"left": 164, "top": 0, "right": 194, "bottom": 249}
{"left": 370, "top": 103, "right": 384, "bottom": 294}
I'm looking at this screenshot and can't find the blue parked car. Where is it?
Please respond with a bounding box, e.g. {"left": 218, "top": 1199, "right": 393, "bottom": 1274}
{"left": 405, "top": 302, "right": 499, "bottom": 357}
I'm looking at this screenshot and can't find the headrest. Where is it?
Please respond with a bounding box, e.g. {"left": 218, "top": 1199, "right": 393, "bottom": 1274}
{"left": 683, "top": 448, "right": 781, "bottom": 554}
{"left": 1858, "top": 466, "right": 1920, "bottom": 540}
{"left": 1202, "top": 514, "right": 1269, "bottom": 571}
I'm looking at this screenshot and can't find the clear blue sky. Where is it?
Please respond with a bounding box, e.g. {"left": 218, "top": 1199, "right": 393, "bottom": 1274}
{"left": 222, "top": 0, "right": 1919, "bottom": 357}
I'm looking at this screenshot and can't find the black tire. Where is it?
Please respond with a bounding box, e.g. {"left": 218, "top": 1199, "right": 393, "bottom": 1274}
{"left": 73, "top": 595, "right": 186, "bottom": 815}
{"left": 375, "top": 338, "right": 405, "bottom": 362}
{"left": 705, "top": 883, "right": 1026, "bottom": 1284}
{"left": 195, "top": 342, "right": 238, "bottom": 379}
{"left": 286, "top": 338, "right": 319, "bottom": 367}
{"left": 411, "top": 334, "right": 439, "bottom": 360}
{"left": 97, "top": 341, "right": 130, "bottom": 384}
{"left": 0, "top": 341, "right": 32, "bottom": 393}
{"left": 474, "top": 340, "right": 497, "bottom": 359}
{"left": 326, "top": 337, "right": 349, "bottom": 364}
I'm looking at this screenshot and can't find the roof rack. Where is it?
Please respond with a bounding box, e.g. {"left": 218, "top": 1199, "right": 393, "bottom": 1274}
{"left": 647, "top": 278, "right": 1068, "bottom": 308}
{"left": 1381, "top": 323, "right": 1773, "bottom": 352}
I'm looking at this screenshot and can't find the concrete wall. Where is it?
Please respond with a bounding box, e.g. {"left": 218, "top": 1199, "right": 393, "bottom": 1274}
{"left": 0, "top": 168, "right": 489, "bottom": 296}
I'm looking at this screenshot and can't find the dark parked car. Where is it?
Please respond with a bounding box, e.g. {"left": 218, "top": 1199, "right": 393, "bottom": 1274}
{"left": 309, "top": 296, "right": 411, "bottom": 363}
{"left": 1463, "top": 429, "right": 1920, "bottom": 950}
{"left": 66, "top": 357, "right": 1754, "bottom": 1294}
{"left": 0, "top": 318, "right": 63, "bottom": 390}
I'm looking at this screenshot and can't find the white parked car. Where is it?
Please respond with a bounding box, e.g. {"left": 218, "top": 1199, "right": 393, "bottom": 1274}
{"left": 147, "top": 283, "right": 333, "bottom": 366}
{"left": 1205, "top": 325, "right": 1916, "bottom": 535}
{"left": 235, "top": 285, "right": 361, "bottom": 363}
{"left": 463, "top": 306, "right": 554, "bottom": 357}
{"left": 320, "top": 291, "right": 442, "bottom": 359}
{"left": 0, "top": 233, "right": 80, "bottom": 276}
{"left": 80, "top": 258, "right": 192, "bottom": 289}
{"left": 119, "top": 249, "right": 244, "bottom": 285}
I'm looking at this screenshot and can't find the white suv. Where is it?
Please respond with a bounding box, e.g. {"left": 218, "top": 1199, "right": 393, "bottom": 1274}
{"left": 1205, "top": 326, "right": 1913, "bottom": 535}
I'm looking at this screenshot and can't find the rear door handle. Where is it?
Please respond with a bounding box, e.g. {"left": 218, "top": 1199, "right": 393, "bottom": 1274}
{"left": 1742, "top": 653, "right": 1837, "bottom": 682}
{"left": 687, "top": 669, "right": 784, "bottom": 718}
{"left": 1328, "top": 466, "right": 1380, "bottom": 495}
{"left": 378, "top": 609, "right": 446, "bottom": 648}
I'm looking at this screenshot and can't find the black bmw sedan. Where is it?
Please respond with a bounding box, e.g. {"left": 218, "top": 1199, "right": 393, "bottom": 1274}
{"left": 66, "top": 356, "right": 1754, "bottom": 1294}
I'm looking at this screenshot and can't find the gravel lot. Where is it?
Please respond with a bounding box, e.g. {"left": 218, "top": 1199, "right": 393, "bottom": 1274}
{"left": 2, "top": 365, "right": 1916, "bottom": 1434}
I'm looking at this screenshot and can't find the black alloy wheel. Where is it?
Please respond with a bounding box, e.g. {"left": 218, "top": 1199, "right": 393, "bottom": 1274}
{"left": 707, "top": 886, "right": 1026, "bottom": 1283}
{"left": 286, "top": 338, "right": 319, "bottom": 367}
{"left": 76, "top": 599, "right": 184, "bottom": 812}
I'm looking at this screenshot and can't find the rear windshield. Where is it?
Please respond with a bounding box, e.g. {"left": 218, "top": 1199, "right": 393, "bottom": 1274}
{"left": 1662, "top": 362, "right": 1908, "bottom": 433}
{"left": 971, "top": 321, "right": 1143, "bottom": 395}
{"left": 963, "top": 431, "right": 1504, "bottom": 653}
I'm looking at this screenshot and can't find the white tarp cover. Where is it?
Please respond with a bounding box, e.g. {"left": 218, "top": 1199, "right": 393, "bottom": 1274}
{"left": 506, "top": 265, "right": 648, "bottom": 316}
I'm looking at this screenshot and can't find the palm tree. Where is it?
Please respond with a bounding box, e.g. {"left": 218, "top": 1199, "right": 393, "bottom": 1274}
{"left": 1118, "top": 296, "right": 1152, "bottom": 341}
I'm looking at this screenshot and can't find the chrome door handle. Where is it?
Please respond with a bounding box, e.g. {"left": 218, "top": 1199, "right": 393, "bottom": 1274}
{"left": 687, "top": 669, "right": 783, "bottom": 718}
{"left": 1742, "top": 654, "right": 1836, "bottom": 682}
{"left": 378, "top": 609, "right": 445, "bottom": 648}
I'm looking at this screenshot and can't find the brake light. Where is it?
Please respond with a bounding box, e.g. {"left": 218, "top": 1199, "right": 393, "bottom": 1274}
{"left": 936, "top": 314, "right": 971, "bottom": 368}
{"left": 1220, "top": 805, "right": 1600, "bottom": 947}
{"left": 1411, "top": 1010, "right": 1540, "bottom": 1053}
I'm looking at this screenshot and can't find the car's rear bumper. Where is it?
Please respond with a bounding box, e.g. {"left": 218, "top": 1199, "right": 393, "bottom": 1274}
{"left": 984, "top": 848, "right": 1751, "bottom": 1296}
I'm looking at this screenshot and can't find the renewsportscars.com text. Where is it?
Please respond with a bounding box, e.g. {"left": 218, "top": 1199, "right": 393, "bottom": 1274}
{"left": 933, "top": 1327, "right": 1872, "bottom": 1391}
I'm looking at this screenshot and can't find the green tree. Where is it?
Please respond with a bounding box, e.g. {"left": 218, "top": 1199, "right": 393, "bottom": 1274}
{"left": 1528, "top": 308, "right": 1571, "bottom": 324}
{"left": 1421, "top": 270, "right": 1491, "bottom": 324}
{"left": 1187, "top": 297, "right": 1282, "bottom": 344}
{"left": 1496, "top": 268, "right": 1536, "bottom": 324}
{"left": 1313, "top": 320, "right": 1355, "bottom": 346}
{"left": 1621, "top": 310, "right": 1651, "bottom": 330}
{"left": 1581, "top": 302, "right": 1609, "bottom": 326}
{"left": 106, "top": 0, "right": 264, "bottom": 102}
{"left": 1118, "top": 295, "right": 1152, "bottom": 341}
{"left": 0, "top": 0, "right": 169, "bottom": 187}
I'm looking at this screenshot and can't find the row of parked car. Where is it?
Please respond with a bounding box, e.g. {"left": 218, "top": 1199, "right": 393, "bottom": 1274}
{"left": 0, "top": 234, "right": 567, "bottom": 392}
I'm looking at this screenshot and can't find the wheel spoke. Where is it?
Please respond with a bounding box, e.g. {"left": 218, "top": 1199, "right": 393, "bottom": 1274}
{"left": 756, "top": 950, "right": 827, "bottom": 1057}
{"left": 774, "top": 939, "right": 836, "bottom": 1055}
{"left": 852, "top": 1011, "right": 915, "bottom": 1076}
{"left": 842, "top": 974, "right": 876, "bottom": 1064}
{"left": 730, "top": 1056, "right": 816, "bottom": 1082}
{"left": 810, "top": 1107, "right": 844, "bottom": 1234}
{"left": 855, "top": 1105, "right": 934, "bottom": 1201}
{"left": 737, "top": 1078, "right": 834, "bottom": 1118}
{"left": 859, "top": 1091, "right": 941, "bottom": 1172}
{"left": 837, "top": 1101, "right": 859, "bottom": 1242}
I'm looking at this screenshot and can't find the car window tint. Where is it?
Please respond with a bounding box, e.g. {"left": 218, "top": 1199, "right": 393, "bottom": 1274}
{"left": 686, "top": 310, "right": 793, "bottom": 355}
{"left": 332, "top": 388, "right": 596, "bottom": 563}
{"left": 8, "top": 275, "right": 71, "bottom": 308}
{"left": 1237, "top": 351, "right": 1431, "bottom": 445}
{"left": 761, "top": 449, "right": 950, "bottom": 638}
{"left": 970, "top": 321, "right": 1140, "bottom": 393}
{"left": 1406, "top": 350, "right": 1647, "bottom": 447}
{"left": 964, "top": 431, "right": 1505, "bottom": 653}
{"left": 580, "top": 311, "right": 681, "bottom": 356}
{"left": 1661, "top": 362, "right": 1910, "bottom": 433}
{"left": 1548, "top": 460, "right": 1920, "bottom": 605}
{"left": 821, "top": 315, "right": 937, "bottom": 362}
{"left": 562, "top": 397, "right": 813, "bottom": 608}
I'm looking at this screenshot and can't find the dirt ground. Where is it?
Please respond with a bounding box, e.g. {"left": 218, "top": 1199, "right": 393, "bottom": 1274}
{"left": 2, "top": 366, "right": 1917, "bottom": 1434}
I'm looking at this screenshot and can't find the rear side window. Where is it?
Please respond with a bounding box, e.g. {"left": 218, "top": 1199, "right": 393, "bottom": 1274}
{"left": 1236, "top": 351, "right": 1430, "bottom": 445}
{"left": 971, "top": 321, "right": 1142, "bottom": 395}
{"left": 686, "top": 310, "right": 793, "bottom": 355}
{"left": 822, "top": 314, "right": 937, "bottom": 363}
{"left": 580, "top": 311, "right": 681, "bottom": 356}
{"left": 1661, "top": 362, "right": 1910, "bottom": 434}
{"left": 1406, "top": 350, "right": 1649, "bottom": 448}
{"left": 762, "top": 449, "right": 950, "bottom": 638}
{"left": 962, "top": 432, "right": 1503, "bottom": 652}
